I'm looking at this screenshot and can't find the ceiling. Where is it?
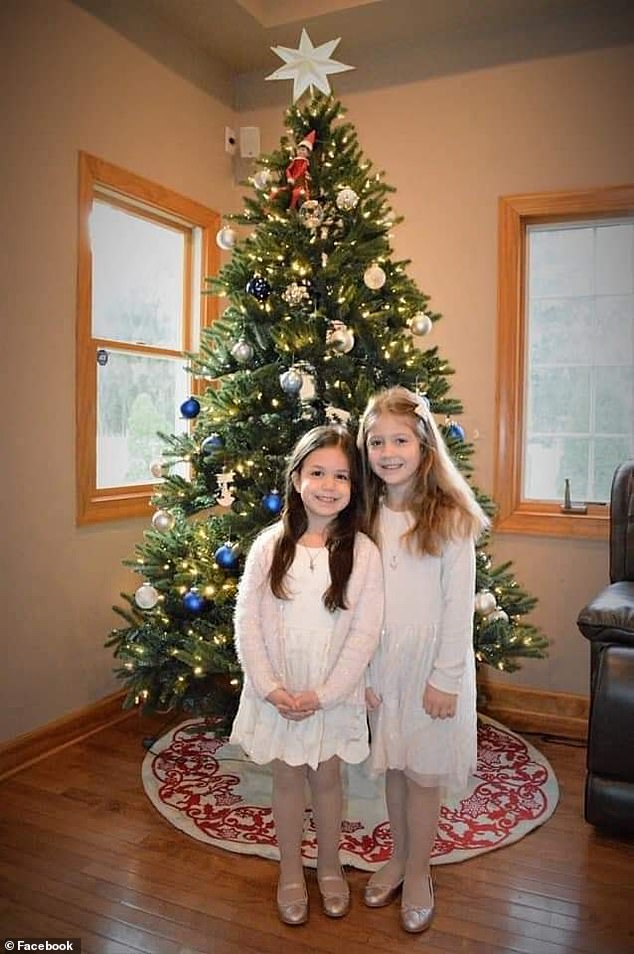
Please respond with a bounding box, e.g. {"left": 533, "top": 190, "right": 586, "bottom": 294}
{"left": 73, "top": 0, "right": 634, "bottom": 100}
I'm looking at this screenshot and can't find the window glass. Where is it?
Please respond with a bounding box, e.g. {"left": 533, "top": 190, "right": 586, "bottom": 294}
{"left": 91, "top": 200, "right": 184, "bottom": 349}
{"left": 76, "top": 152, "right": 219, "bottom": 524}
{"left": 524, "top": 219, "right": 633, "bottom": 505}
{"left": 96, "top": 350, "right": 188, "bottom": 488}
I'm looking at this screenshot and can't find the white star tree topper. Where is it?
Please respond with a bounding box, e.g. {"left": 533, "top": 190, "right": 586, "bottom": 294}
{"left": 266, "top": 28, "right": 354, "bottom": 101}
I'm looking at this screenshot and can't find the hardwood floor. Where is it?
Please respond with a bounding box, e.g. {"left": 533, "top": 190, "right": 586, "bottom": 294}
{"left": 1, "top": 714, "right": 633, "bottom": 954}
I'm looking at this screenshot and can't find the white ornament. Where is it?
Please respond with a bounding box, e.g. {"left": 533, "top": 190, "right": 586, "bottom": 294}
{"left": 266, "top": 28, "right": 354, "bottom": 101}
{"left": 215, "top": 226, "right": 236, "bottom": 250}
{"left": 253, "top": 169, "right": 272, "bottom": 190}
{"left": 488, "top": 608, "right": 510, "bottom": 624}
{"left": 327, "top": 321, "right": 355, "bottom": 354}
{"left": 409, "top": 312, "right": 433, "bottom": 336}
{"left": 135, "top": 583, "right": 159, "bottom": 610}
{"left": 336, "top": 187, "right": 359, "bottom": 211}
{"left": 230, "top": 339, "right": 254, "bottom": 364}
{"left": 217, "top": 471, "right": 235, "bottom": 508}
{"left": 282, "top": 282, "right": 310, "bottom": 307}
{"left": 299, "top": 370, "right": 316, "bottom": 401}
{"left": 474, "top": 590, "right": 497, "bottom": 617}
{"left": 364, "top": 263, "right": 386, "bottom": 290}
{"left": 279, "top": 368, "right": 303, "bottom": 395}
{"left": 149, "top": 459, "right": 165, "bottom": 479}
{"left": 298, "top": 200, "right": 324, "bottom": 229}
{"left": 151, "top": 509, "right": 175, "bottom": 533}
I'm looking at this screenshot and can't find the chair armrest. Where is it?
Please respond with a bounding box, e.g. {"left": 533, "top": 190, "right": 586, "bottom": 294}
{"left": 577, "top": 581, "right": 634, "bottom": 646}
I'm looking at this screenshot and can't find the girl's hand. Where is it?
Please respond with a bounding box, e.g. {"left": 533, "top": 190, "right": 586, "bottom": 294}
{"left": 293, "top": 690, "right": 321, "bottom": 713}
{"left": 266, "top": 687, "right": 298, "bottom": 715}
{"left": 365, "top": 687, "right": 382, "bottom": 710}
{"left": 422, "top": 683, "right": 457, "bottom": 719}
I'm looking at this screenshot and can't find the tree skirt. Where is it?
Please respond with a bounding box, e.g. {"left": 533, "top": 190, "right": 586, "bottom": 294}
{"left": 142, "top": 715, "right": 559, "bottom": 869}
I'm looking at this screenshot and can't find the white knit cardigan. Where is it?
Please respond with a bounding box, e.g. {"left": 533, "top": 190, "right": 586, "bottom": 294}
{"left": 233, "top": 524, "right": 384, "bottom": 710}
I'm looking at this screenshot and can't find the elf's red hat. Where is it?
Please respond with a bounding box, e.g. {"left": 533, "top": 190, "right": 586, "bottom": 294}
{"left": 299, "top": 130, "right": 316, "bottom": 151}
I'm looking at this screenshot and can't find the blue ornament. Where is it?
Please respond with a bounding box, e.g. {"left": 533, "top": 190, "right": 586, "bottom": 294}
{"left": 201, "top": 433, "right": 223, "bottom": 455}
{"left": 447, "top": 421, "right": 465, "bottom": 441}
{"left": 183, "top": 589, "right": 205, "bottom": 614}
{"left": 180, "top": 397, "right": 201, "bottom": 419}
{"left": 215, "top": 542, "right": 239, "bottom": 570}
{"left": 262, "top": 489, "right": 282, "bottom": 515}
{"left": 246, "top": 275, "right": 271, "bottom": 302}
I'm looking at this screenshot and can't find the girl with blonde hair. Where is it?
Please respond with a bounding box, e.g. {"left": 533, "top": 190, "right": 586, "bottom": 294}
{"left": 357, "top": 386, "right": 489, "bottom": 934}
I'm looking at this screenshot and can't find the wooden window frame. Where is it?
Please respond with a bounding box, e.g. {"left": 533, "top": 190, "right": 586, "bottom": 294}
{"left": 76, "top": 152, "right": 220, "bottom": 525}
{"left": 495, "top": 184, "right": 634, "bottom": 540}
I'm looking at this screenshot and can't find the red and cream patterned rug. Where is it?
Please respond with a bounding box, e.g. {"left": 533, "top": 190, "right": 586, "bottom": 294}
{"left": 142, "top": 715, "right": 559, "bottom": 869}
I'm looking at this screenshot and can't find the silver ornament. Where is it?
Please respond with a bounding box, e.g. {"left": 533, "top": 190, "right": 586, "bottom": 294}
{"left": 298, "top": 200, "right": 324, "bottom": 229}
{"left": 279, "top": 368, "right": 303, "bottom": 395}
{"left": 253, "top": 168, "right": 272, "bottom": 190}
{"left": 299, "top": 370, "right": 316, "bottom": 401}
{"left": 474, "top": 590, "right": 497, "bottom": 617}
{"left": 149, "top": 459, "right": 164, "bottom": 478}
{"left": 282, "top": 282, "right": 310, "bottom": 306}
{"left": 135, "top": 582, "right": 159, "bottom": 610}
{"left": 409, "top": 312, "right": 433, "bottom": 336}
{"left": 487, "top": 608, "right": 509, "bottom": 624}
{"left": 336, "top": 187, "right": 359, "bottom": 211}
{"left": 230, "top": 339, "right": 254, "bottom": 364}
{"left": 151, "top": 509, "right": 175, "bottom": 533}
{"left": 327, "top": 321, "right": 355, "bottom": 354}
{"left": 215, "top": 226, "right": 236, "bottom": 250}
{"left": 363, "top": 263, "right": 386, "bottom": 290}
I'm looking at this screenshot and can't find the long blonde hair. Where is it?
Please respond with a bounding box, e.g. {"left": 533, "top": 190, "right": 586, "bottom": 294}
{"left": 357, "top": 387, "right": 489, "bottom": 555}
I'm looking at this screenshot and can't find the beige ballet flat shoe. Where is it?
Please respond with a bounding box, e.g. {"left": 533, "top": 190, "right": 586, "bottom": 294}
{"left": 276, "top": 881, "right": 308, "bottom": 926}
{"left": 400, "top": 875, "right": 434, "bottom": 934}
{"left": 318, "top": 872, "right": 350, "bottom": 918}
{"left": 363, "top": 877, "right": 403, "bottom": 908}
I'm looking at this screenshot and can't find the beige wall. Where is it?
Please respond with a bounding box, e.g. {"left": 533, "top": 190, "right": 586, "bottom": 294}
{"left": 1, "top": 0, "right": 632, "bottom": 744}
{"left": 237, "top": 45, "right": 634, "bottom": 697}
{"left": 0, "top": 0, "right": 238, "bottom": 743}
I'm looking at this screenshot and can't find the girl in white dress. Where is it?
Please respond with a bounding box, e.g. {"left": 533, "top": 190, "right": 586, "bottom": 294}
{"left": 230, "top": 425, "right": 383, "bottom": 926}
{"left": 357, "top": 387, "right": 489, "bottom": 934}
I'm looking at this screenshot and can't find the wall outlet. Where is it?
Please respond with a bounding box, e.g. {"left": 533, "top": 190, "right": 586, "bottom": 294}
{"left": 225, "top": 127, "right": 236, "bottom": 155}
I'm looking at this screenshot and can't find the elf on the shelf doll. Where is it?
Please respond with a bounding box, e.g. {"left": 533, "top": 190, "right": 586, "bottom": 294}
{"left": 285, "top": 130, "right": 315, "bottom": 209}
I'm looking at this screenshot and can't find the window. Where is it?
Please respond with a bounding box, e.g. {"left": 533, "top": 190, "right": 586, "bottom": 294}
{"left": 76, "top": 153, "right": 219, "bottom": 524}
{"left": 495, "top": 185, "right": 634, "bottom": 539}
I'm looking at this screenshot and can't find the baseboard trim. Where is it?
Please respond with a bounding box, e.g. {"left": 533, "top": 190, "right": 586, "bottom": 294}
{"left": 0, "top": 681, "right": 589, "bottom": 781}
{"left": 0, "top": 689, "right": 132, "bottom": 781}
{"left": 478, "top": 677, "right": 589, "bottom": 742}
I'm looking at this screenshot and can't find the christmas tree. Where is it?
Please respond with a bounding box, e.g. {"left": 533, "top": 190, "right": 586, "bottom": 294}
{"left": 107, "top": 81, "right": 547, "bottom": 733}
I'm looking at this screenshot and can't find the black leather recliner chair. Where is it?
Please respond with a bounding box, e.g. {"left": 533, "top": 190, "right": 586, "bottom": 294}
{"left": 577, "top": 460, "right": 634, "bottom": 834}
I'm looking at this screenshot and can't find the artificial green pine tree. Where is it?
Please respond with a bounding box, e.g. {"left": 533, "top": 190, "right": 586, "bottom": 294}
{"left": 107, "top": 92, "right": 547, "bottom": 733}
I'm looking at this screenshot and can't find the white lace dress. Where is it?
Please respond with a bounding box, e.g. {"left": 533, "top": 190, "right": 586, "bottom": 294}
{"left": 230, "top": 546, "right": 370, "bottom": 770}
{"left": 367, "top": 504, "right": 478, "bottom": 793}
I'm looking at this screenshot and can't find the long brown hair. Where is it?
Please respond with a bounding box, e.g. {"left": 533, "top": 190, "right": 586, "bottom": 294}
{"left": 357, "top": 387, "right": 489, "bottom": 555}
{"left": 269, "top": 425, "right": 362, "bottom": 611}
